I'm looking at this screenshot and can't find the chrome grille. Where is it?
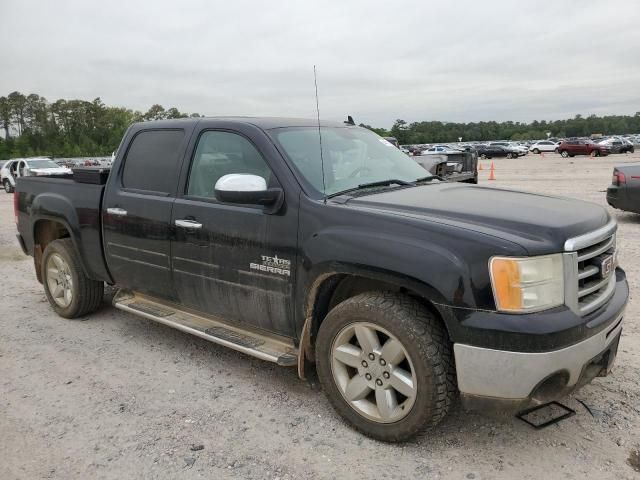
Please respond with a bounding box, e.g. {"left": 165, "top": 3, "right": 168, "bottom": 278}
{"left": 564, "top": 220, "right": 617, "bottom": 316}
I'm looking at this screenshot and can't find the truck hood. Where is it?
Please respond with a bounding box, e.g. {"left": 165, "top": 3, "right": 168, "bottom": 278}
{"left": 346, "top": 183, "right": 610, "bottom": 255}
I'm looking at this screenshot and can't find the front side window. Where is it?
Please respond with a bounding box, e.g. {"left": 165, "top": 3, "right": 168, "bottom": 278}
{"left": 271, "top": 127, "right": 427, "bottom": 196}
{"left": 187, "top": 131, "right": 273, "bottom": 198}
{"left": 122, "top": 129, "right": 184, "bottom": 193}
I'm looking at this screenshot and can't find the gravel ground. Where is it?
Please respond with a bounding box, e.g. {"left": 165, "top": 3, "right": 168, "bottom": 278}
{"left": 1, "top": 152, "right": 639, "bottom": 479}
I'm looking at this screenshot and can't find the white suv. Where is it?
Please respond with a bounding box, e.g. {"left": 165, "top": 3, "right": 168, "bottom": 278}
{"left": 529, "top": 141, "right": 559, "bottom": 154}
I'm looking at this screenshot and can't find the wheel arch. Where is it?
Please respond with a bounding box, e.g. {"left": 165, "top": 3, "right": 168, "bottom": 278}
{"left": 32, "top": 217, "right": 88, "bottom": 283}
{"left": 300, "top": 266, "right": 452, "bottom": 366}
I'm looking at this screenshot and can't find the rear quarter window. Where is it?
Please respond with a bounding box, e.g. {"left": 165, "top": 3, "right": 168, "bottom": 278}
{"left": 122, "top": 129, "right": 185, "bottom": 193}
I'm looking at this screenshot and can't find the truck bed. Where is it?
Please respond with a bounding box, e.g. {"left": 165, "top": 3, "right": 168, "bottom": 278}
{"left": 16, "top": 175, "right": 111, "bottom": 282}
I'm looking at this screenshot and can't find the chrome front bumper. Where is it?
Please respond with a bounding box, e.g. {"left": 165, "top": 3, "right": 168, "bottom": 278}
{"left": 454, "top": 310, "right": 624, "bottom": 404}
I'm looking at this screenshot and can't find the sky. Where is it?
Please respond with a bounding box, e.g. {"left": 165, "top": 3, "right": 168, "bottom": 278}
{"left": 1, "top": 0, "right": 639, "bottom": 128}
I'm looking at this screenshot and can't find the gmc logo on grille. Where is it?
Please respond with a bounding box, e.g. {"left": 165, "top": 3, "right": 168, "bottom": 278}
{"left": 599, "top": 255, "right": 614, "bottom": 278}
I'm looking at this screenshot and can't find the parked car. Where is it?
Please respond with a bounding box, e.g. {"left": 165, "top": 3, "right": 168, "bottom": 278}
{"left": 1, "top": 157, "right": 71, "bottom": 193}
{"left": 607, "top": 164, "right": 640, "bottom": 214}
{"left": 557, "top": 140, "right": 610, "bottom": 158}
{"left": 475, "top": 144, "right": 519, "bottom": 159}
{"left": 529, "top": 141, "right": 559, "bottom": 154}
{"left": 598, "top": 137, "right": 635, "bottom": 154}
{"left": 16, "top": 117, "right": 628, "bottom": 442}
{"left": 383, "top": 137, "right": 400, "bottom": 148}
{"left": 421, "top": 145, "right": 461, "bottom": 155}
{"left": 489, "top": 142, "right": 527, "bottom": 156}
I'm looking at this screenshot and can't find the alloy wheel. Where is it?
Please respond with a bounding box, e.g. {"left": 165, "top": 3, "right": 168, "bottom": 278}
{"left": 46, "top": 253, "right": 74, "bottom": 308}
{"left": 330, "top": 322, "right": 417, "bottom": 423}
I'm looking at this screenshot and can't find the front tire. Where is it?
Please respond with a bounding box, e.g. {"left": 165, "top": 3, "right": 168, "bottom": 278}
{"left": 42, "top": 238, "right": 104, "bottom": 319}
{"left": 3, "top": 179, "right": 14, "bottom": 193}
{"left": 533, "top": 148, "right": 540, "bottom": 154}
{"left": 560, "top": 150, "right": 569, "bottom": 158}
{"left": 316, "top": 292, "right": 455, "bottom": 442}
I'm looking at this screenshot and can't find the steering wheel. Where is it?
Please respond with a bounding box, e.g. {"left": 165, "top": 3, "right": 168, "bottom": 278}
{"left": 348, "top": 166, "right": 373, "bottom": 179}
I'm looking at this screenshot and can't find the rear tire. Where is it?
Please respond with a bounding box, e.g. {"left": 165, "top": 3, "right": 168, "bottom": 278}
{"left": 316, "top": 292, "right": 455, "bottom": 442}
{"left": 560, "top": 150, "right": 569, "bottom": 158}
{"left": 3, "top": 179, "right": 13, "bottom": 193}
{"left": 591, "top": 150, "right": 600, "bottom": 157}
{"left": 41, "top": 238, "right": 104, "bottom": 319}
{"left": 480, "top": 153, "right": 487, "bottom": 159}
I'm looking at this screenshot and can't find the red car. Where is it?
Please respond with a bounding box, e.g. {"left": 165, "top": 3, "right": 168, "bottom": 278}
{"left": 557, "top": 140, "right": 610, "bottom": 157}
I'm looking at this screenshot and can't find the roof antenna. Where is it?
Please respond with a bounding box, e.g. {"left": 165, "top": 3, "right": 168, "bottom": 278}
{"left": 314, "top": 65, "right": 327, "bottom": 204}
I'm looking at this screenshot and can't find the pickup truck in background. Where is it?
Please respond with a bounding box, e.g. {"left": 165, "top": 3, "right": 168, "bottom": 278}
{"left": 607, "top": 164, "right": 640, "bottom": 214}
{"left": 15, "top": 117, "right": 628, "bottom": 442}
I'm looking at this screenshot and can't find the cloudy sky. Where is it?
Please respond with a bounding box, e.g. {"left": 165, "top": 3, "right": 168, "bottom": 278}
{"left": 1, "top": 0, "right": 639, "bottom": 127}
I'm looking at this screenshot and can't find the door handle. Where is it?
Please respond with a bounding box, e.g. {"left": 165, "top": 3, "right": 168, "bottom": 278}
{"left": 175, "top": 219, "right": 203, "bottom": 230}
{"left": 107, "top": 207, "right": 128, "bottom": 216}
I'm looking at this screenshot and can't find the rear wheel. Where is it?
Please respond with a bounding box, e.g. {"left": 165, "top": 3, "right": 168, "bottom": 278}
{"left": 591, "top": 150, "right": 600, "bottom": 157}
{"left": 560, "top": 150, "right": 569, "bottom": 158}
{"left": 3, "top": 179, "right": 13, "bottom": 193}
{"left": 480, "top": 153, "right": 488, "bottom": 159}
{"left": 316, "top": 292, "right": 455, "bottom": 442}
{"left": 42, "top": 238, "right": 104, "bottom": 319}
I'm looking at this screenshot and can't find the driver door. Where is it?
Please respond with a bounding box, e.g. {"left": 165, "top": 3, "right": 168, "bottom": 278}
{"left": 170, "top": 129, "right": 298, "bottom": 336}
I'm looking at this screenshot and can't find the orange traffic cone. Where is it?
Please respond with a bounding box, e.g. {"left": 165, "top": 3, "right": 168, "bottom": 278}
{"left": 488, "top": 162, "right": 496, "bottom": 180}
{"left": 478, "top": 163, "right": 483, "bottom": 170}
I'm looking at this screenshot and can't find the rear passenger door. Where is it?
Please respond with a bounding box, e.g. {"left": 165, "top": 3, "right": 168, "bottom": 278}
{"left": 170, "top": 128, "right": 298, "bottom": 336}
{"left": 103, "top": 128, "right": 191, "bottom": 301}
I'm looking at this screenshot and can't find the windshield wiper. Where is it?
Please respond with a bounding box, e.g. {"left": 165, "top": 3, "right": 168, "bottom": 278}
{"left": 358, "top": 179, "right": 413, "bottom": 188}
{"left": 328, "top": 179, "right": 413, "bottom": 198}
{"left": 414, "top": 175, "right": 445, "bottom": 183}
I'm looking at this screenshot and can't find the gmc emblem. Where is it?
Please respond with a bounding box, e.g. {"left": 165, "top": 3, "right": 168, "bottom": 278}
{"left": 600, "top": 255, "right": 614, "bottom": 278}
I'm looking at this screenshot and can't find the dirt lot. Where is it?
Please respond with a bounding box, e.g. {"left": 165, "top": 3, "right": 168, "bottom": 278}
{"left": 1, "top": 152, "right": 639, "bottom": 479}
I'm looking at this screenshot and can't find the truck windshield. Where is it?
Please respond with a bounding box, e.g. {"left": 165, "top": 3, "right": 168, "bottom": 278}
{"left": 27, "top": 160, "right": 60, "bottom": 169}
{"left": 271, "top": 127, "right": 427, "bottom": 196}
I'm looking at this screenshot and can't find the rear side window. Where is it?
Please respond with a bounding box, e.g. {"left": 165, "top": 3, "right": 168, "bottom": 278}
{"left": 122, "top": 129, "right": 185, "bottom": 193}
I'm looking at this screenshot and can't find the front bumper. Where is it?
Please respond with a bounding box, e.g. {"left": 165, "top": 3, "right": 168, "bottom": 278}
{"left": 452, "top": 271, "right": 628, "bottom": 411}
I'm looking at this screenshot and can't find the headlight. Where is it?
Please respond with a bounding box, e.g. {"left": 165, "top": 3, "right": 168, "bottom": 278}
{"left": 489, "top": 254, "right": 564, "bottom": 313}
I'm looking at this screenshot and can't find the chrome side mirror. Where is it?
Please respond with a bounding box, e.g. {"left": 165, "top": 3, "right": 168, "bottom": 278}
{"left": 214, "top": 174, "right": 283, "bottom": 211}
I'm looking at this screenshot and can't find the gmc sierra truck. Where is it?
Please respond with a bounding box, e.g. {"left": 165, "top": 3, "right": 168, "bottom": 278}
{"left": 15, "top": 118, "right": 628, "bottom": 442}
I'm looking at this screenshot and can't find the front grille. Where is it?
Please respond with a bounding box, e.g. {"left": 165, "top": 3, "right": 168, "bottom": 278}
{"left": 564, "top": 221, "right": 617, "bottom": 316}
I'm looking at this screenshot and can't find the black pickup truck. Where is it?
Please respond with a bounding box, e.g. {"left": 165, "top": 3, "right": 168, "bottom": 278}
{"left": 15, "top": 118, "right": 628, "bottom": 442}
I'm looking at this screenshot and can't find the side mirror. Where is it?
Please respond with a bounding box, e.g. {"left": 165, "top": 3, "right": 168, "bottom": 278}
{"left": 214, "top": 174, "right": 283, "bottom": 211}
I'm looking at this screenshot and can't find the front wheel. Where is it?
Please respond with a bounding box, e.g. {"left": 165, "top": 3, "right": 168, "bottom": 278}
{"left": 42, "top": 238, "right": 104, "bottom": 318}
{"left": 480, "top": 153, "right": 487, "bottom": 159}
{"left": 532, "top": 148, "right": 540, "bottom": 154}
{"left": 560, "top": 150, "right": 569, "bottom": 158}
{"left": 3, "top": 179, "right": 14, "bottom": 193}
{"left": 316, "top": 292, "right": 455, "bottom": 442}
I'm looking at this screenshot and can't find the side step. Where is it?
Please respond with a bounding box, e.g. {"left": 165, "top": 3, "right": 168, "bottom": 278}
{"left": 113, "top": 290, "right": 298, "bottom": 366}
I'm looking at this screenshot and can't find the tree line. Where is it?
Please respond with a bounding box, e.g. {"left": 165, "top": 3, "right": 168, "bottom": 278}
{"left": 365, "top": 113, "right": 640, "bottom": 145}
{"left": 2, "top": 90, "right": 640, "bottom": 159}
{"left": 0, "top": 91, "right": 200, "bottom": 160}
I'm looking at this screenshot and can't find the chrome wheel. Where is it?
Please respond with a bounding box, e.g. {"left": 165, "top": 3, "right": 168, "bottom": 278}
{"left": 330, "top": 322, "right": 417, "bottom": 423}
{"left": 46, "top": 253, "right": 73, "bottom": 308}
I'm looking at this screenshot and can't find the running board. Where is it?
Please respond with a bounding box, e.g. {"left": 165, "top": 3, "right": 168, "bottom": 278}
{"left": 113, "top": 290, "right": 298, "bottom": 366}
